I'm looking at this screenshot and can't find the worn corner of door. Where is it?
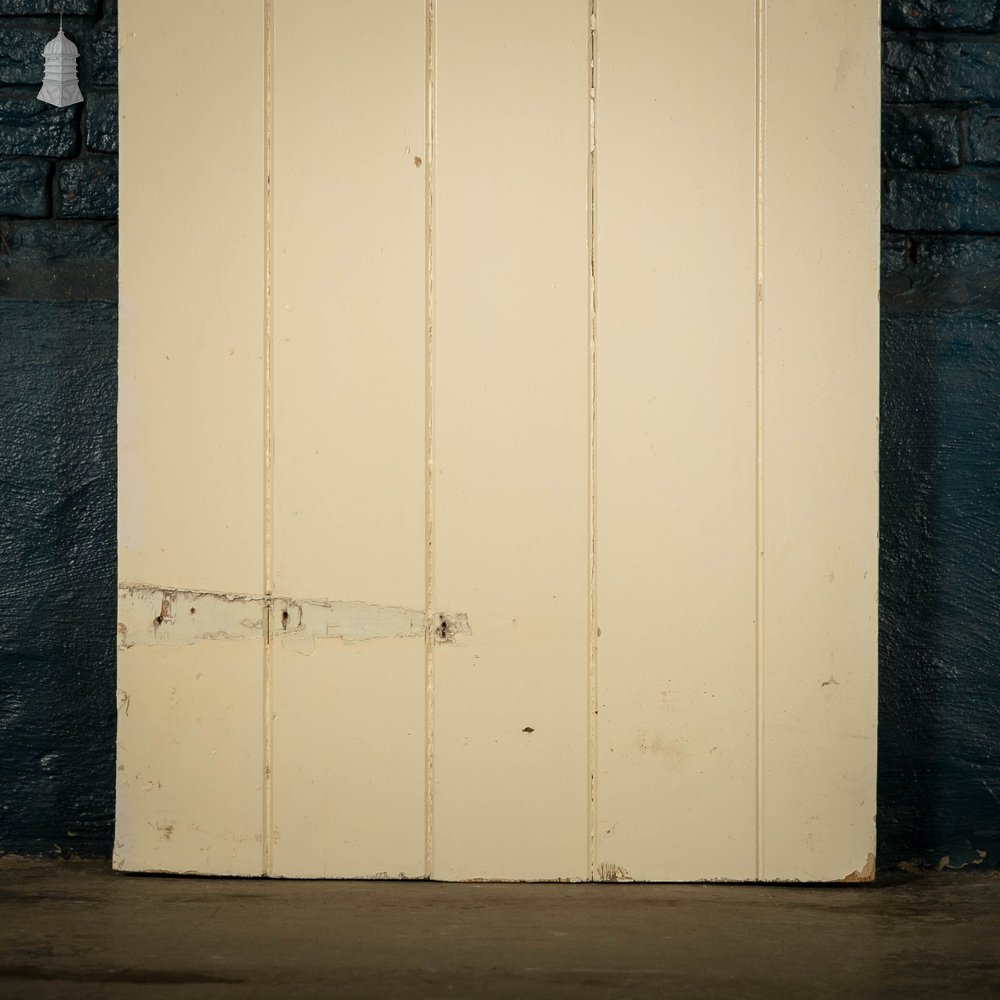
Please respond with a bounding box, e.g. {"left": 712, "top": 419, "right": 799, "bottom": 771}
{"left": 841, "top": 852, "right": 876, "bottom": 883}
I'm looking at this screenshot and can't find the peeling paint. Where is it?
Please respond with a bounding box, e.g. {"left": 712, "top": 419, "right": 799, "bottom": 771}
{"left": 117, "top": 583, "right": 469, "bottom": 653}
{"left": 841, "top": 852, "right": 876, "bottom": 883}
{"left": 118, "top": 584, "right": 263, "bottom": 649}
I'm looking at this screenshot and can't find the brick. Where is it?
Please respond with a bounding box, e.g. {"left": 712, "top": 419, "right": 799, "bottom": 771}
{"left": 0, "top": 20, "right": 116, "bottom": 89}
{"left": 0, "top": 24, "right": 49, "bottom": 85}
{"left": 79, "top": 19, "right": 115, "bottom": 87}
{"left": 883, "top": 0, "right": 997, "bottom": 30}
{"left": 881, "top": 233, "right": 913, "bottom": 307}
{"left": 884, "top": 170, "right": 1000, "bottom": 232}
{"left": 882, "top": 236, "right": 1000, "bottom": 312}
{"left": 84, "top": 89, "right": 115, "bottom": 152}
{"left": 56, "top": 155, "right": 117, "bottom": 218}
{"left": 0, "top": 157, "right": 51, "bottom": 216}
{"left": 884, "top": 38, "right": 1000, "bottom": 104}
{"left": 883, "top": 106, "right": 961, "bottom": 169}
{"left": 915, "top": 235, "right": 1000, "bottom": 273}
{"left": 0, "top": 91, "right": 79, "bottom": 157}
{"left": 968, "top": 105, "right": 1000, "bottom": 165}
{"left": 882, "top": 233, "right": 911, "bottom": 279}
{"left": 914, "top": 236, "right": 1000, "bottom": 308}
{"left": 0, "top": 1, "right": 98, "bottom": 11}
{"left": 0, "top": 220, "right": 117, "bottom": 300}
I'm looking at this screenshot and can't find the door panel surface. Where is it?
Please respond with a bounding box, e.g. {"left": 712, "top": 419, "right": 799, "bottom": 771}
{"left": 116, "top": 1, "right": 267, "bottom": 876}
{"left": 269, "top": 0, "right": 428, "bottom": 880}
{"left": 594, "top": 0, "right": 759, "bottom": 883}
{"left": 117, "top": 0, "right": 879, "bottom": 882}
{"left": 432, "top": 0, "right": 591, "bottom": 883}
{"left": 760, "top": 1, "right": 880, "bottom": 881}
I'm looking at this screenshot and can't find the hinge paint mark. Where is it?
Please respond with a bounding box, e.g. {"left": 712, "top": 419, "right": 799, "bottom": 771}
{"left": 117, "top": 583, "right": 470, "bottom": 654}
{"left": 278, "top": 597, "right": 424, "bottom": 654}
{"left": 118, "top": 584, "right": 263, "bottom": 649}
{"left": 432, "top": 611, "right": 471, "bottom": 644}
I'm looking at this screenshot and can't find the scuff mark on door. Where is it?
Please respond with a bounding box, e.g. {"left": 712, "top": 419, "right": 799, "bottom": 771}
{"left": 596, "top": 862, "right": 633, "bottom": 883}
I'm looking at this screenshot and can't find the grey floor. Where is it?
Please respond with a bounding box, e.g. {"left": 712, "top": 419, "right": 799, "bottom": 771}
{"left": 1, "top": 859, "right": 998, "bottom": 999}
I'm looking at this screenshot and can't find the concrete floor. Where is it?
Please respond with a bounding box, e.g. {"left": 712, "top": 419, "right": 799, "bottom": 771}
{"left": 1, "top": 860, "right": 998, "bottom": 999}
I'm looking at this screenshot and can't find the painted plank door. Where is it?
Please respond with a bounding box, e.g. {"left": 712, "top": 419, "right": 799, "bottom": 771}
{"left": 116, "top": 0, "right": 879, "bottom": 882}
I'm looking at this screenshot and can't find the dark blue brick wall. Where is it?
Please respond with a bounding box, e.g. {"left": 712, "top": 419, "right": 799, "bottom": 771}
{"left": 1, "top": 2, "right": 998, "bottom": 871}
{"left": 881, "top": 3, "right": 1000, "bottom": 870}
{"left": 0, "top": 0, "right": 116, "bottom": 858}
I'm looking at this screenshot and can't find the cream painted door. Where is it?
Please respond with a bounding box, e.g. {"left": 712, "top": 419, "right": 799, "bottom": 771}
{"left": 116, "top": 0, "right": 879, "bottom": 882}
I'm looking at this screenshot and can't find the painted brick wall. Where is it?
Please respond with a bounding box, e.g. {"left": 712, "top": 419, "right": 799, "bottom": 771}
{"left": 1, "top": 2, "right": 998, "bottom": 870}
{"left": 880, "top": 0, "right": 1000, "bottom": 870}
{"left": 0, "top": 0, "right": 116, "bottom": 856}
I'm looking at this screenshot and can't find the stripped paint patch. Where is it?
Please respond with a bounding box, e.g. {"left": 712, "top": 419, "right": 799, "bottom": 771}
{"left": 118, "top": 583, "right": 469, "bottom": 653}
{"left": 118, "top": 584, "right": 262, "bottom": 648}
{"left": 277, "top": 597, "right": 424, "bottom": 653}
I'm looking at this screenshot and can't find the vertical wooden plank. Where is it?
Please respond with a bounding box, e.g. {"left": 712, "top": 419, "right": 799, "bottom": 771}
{"left": 594, "top": 0, "right": 759, "bottom": 881}
{"left": 116, "top": 0, "right": 267, "bottom": 875}
{"left": 761, "top": 0, "right": 880, "bottom": 881}
{"left": 433, "top": 0, "right": 591, "bottom": 881}
{"left": 117, "top": 1, "right": 266, "bottom": 595}
{"left": 114, "top": 646, "right": 266, "bottom": 876}
{"left": 269, "top": 0, "right": 428, "bottom": 878}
